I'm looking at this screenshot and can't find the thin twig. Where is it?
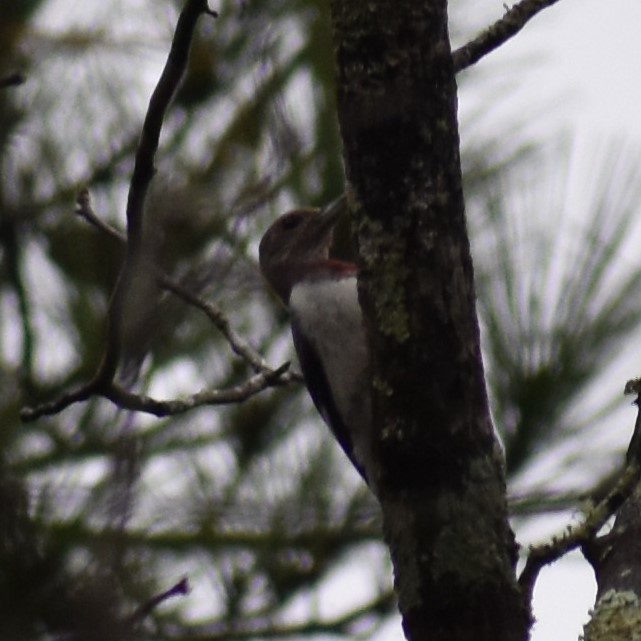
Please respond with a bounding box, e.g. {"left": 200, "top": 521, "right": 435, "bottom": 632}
{"left": 21, "top": 380, "right": 100, "bottom": 421}
{"left": 22, "top": 182, "right": 296, "bottom": 422}
{"left": 75, "top": 188, "right": 126, "bottom": 243}
{"left": 22, "top": 352, "right": 291, "bottom": 424}
{"left": 452, "top": 0, "right": 563, "bottom": 73}
{"left": 125, "top": 0, "right": 214, "bottom": 248}
{"left": 131, "top": 577, "right": 190, "bottom": 623}
{"left": 103, "top": 364, "right": 291, "bottom": 417}
{"left": 160, "top": 277, "right": 277, "bottom": 374}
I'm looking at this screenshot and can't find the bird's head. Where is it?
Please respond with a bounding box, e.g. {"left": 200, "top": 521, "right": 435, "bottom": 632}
{"left": 259, "top": 196, "right": 346, "bottom": 303}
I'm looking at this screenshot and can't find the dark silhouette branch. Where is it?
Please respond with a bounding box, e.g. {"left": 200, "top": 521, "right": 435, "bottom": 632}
{"left": 131, "top": 578, "right": 190, "bottom": 623}
{"left": 98, "top": 0, "right": 216, "bottom": 385}
{"left": 159, "top": 277, "right": 285, "bottom": 376}
{"left": 21, "top": 380, "right": 100, "bottom": 421}
{"left": 21, "top": 0, "right": 245, "bottom": 421}
{"left": 580, "top": 382, "right": 641, "bottom": 633}
{"left": 22, "top": 364, "right": 292, "bottom": 421}
{"left": 20, "top": 2, "right": 287, "bottom": 423}
{"left": 103, "top": 365, "right": 291, "bottom": 417}
{"left": 453, "top": 0, "right": 563, "bottom": 72}
{"left": 0, "top": 218, "right": 35, "bottom": 390}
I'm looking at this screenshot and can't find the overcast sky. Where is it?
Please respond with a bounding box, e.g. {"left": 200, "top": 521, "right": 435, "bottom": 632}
{"left": 470, "top": 0, "right": 641, "bottom": 141}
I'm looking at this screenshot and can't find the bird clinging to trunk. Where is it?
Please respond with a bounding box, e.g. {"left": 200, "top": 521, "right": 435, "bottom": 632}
{"left": 259, "top": 197, "right": 375, "bottom": 488}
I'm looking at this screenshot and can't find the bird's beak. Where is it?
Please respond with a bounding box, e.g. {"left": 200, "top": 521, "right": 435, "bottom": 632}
{"left": 306, "top": 194, "right": 347, "bottom": 254}
{"left": 319, "top": 194, "right": 348, "bottom": 227}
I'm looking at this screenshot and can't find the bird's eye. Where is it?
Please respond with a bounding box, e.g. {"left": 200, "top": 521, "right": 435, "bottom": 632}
{"left": 281, "top": 214, "right": 303, "bottom": 230}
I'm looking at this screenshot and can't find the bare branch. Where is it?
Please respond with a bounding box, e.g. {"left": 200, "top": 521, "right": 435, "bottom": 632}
{"left": 24, "top": 182, "right": 298, "bottom": 422}
{"left": 453, "top": 0, "right": 563, "bottom": 73}
{"left": 102, "top": 365, "right": 292, "bottom": 417}
{"left": 21, "top": 2, "right": 236, "bottom": 424}
{"left": 98, "top": 0, "right": 215, "bottom": 385}
{"left": 22, "top": 361, "right": 292, "bottom": 421}
{"left": 21, "top": 380, "right": 100, "bottom": 422}
{"left": 125, "top": 0, "right": 214, "bottom": 249}
{"left": 518, "top": 385, "right": 641, "bottom": 601}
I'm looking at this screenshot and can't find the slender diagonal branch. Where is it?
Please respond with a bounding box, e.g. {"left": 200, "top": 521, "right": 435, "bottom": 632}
{"left": 130, "top": 578, "right": 190, "bottom": 623}
{"left": 98, "top": 0, "right": 215, "bottom": 385}
{"left": 518, "top": 383, "right": 641, "bottom": 601}
{"left": 21, "top": 346, "right": 292, "bottom": 422}
{"left": 453, "top": 0, "right": 563, "bottom": 73}
{"left": 20, "top": 2, "right": 253, "bottom": 423}
{"left": 160, "top": 277, "right": 278, "bottom": 375}
{"left": 21, "top": 381, "right": 100, "bottom": 421}
{"left": 75, "top": 187, "right": 126, "bottom": 243}
{"left": 102, "top": 364, "right": 291, "bottom": 417}
{"left": 125, "top": 0, "right": 215, "bottom": 250}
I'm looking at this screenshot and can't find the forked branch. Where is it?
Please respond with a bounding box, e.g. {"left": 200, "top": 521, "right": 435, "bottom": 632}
{"left": 21, "top": 0, "right": 293, "bottom": 422}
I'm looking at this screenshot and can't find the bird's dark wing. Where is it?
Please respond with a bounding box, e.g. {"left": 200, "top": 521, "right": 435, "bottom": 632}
{"left": 291, "top": 320, "right": 367, "bottom": 482}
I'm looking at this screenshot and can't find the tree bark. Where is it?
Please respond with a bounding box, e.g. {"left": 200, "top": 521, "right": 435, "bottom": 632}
{"left": 328, "top": 1, "right": 531, "bottom": 639}
{"left": 583, "top": 418, "right": 641, "bottom": 641}
{"left": 583, "top": 487, "right": 641, "bottom": 641}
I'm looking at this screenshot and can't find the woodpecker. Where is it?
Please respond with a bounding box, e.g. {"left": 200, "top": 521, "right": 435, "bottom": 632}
{"left": 259, "top": 197, "right": 373, "bottom": 486}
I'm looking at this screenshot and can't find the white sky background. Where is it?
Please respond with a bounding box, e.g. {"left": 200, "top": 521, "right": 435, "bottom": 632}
{"left": 459, "top": 1, "right": 641, "bottom": 639}
{"left": 459, "top": 0, "right": 641, "bottom": 142}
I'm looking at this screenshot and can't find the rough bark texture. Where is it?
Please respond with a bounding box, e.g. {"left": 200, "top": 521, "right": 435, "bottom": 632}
{"left": 583, "top": 486, "right": 641, "bottom": 641}
{"left": 329, "top": 1, "right": 531, "bottom": 639}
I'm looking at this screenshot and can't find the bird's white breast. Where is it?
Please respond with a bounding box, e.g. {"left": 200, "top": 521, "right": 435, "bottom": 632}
{"left": 290, "top": 276, "right": 372, "bottom": 471}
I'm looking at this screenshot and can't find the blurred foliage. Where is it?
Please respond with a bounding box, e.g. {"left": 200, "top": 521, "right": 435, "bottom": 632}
{"left": 1, "top": 0, "right": 641, "bottom": 640}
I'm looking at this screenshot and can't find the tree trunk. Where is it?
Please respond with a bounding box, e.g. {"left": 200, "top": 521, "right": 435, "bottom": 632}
{"left": 328, "top": 1, "right": 531, "bottom": 639}
{"left": 584, "top": 457, "right": 641, "bottom": 640}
